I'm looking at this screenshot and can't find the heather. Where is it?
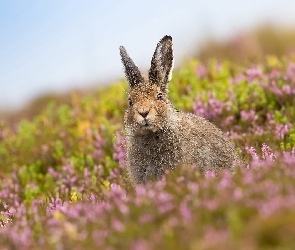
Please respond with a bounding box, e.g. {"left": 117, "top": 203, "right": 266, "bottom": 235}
{"left": 1, "top": 56, "right": 295, "bottom": 249}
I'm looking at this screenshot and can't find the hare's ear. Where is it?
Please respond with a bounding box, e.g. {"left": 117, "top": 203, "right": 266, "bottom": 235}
{"left": 120, "top": 46, "right": 145, "bottom": 88}
{"left": 148, "top": 35, "right": 174, "bottom": 92}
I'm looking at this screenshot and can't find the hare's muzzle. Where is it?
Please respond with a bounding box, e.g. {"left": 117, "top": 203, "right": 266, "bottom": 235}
{"left": 136, "top": 110, "right": 150, "bottom": 125}
{"left": 134, "top": 108, "right": 155, "bottom": 128}
{"left": 139, "top": 111, "right": 149, "bottom": 118}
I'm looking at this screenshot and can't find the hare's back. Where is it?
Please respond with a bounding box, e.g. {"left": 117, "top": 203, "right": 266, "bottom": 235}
{"left": 177, "top": 112, "right": 224, "bottom": 136}
{"left": 176, "top": 112, "right": 240, "bottom": 171}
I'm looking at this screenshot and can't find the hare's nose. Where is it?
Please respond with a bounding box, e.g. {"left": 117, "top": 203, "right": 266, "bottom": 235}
{"left": 139, "top": 111, "right": 149, "bottom": 118}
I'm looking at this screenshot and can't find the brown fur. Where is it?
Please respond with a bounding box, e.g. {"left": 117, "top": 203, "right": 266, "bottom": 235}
{"left": 120, "top": 36, "right": 243, "bottom": 185}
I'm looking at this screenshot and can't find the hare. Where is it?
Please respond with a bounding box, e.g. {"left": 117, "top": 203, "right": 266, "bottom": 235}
{"left": 119, "top": 35, "right": 243, "bottom": 185}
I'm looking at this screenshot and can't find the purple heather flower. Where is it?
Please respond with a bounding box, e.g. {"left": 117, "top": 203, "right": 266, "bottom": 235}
{"left": 261, "top": 143, "right": 277, "bottom": 161}
{"left": 176, "top": 176, "right": 185, "bottom": 183}
{"left": 275, "top": 123, "right": 292, "bottom": 139}
{"left": 41, "top": 144, "right": 49, "bottom": 153}
{"left": 282, "top": 84, "right": 292, "bottom": 95}
{"left": 218, "top": 171, "right": 232, "bottom": 189}
{"left": 205, "top": 170, "right": 216, "bottom": 178}
{"left": 62, "top": 165, "right": 75, "bottom": 175}
{"left": 139, "top": 214, "right": 155, "bottom": 224}
{"left": 48, "top": 167, "right": 58, "bottom": 178}
{"left": 187, "top": 182, "right": 198, "bottom": 193}
{"left": 112, "top": 219, "right": 124, "bottom": 232}
{"left": 221, "top": 115, "right": 234, "bottom": 127}
{"left": 268, "top": 68, "right": 281, "bottom": 79}
{"left": 245, "top": 66, "right": 262, "bottom": 82}
{"left": 245, "top": 146, "right": 259, "bottom": 161}
{"left": 196, "top": 63, "right": 208, "bottom": 79}
{"left": 203, "top": 199, "right": 218, "bottom": 211}
{"left": 287, "top": 63, "right": 295, "bottom": 80}
{"left": 233, "top": 188, "right": 243, "bottom": 200}
{"left": 179, "top": 200, "right": 191, "bottom": 222}
{"left": 230, "top": 73, "right": 245, "bottom": 84}
{"left": 131, "top": 240, "right": 150, "bottom": 250}
{"left": 193, "top": 92, "right": 226, "bottom": 120}
{"left": 158, "top": 203, "right": 174, "bottom": 214}
{"left": 94, "top": 149, "right": 103, "bottom": 158}
{"left": 240, "top": 110, "right": 258, "bottom": 124}
{"left": 186, "top": 86, "right": 192, "bottom": 93}
{"left": 254, "top": 125, "right": 265, "bottom": 136}
{"left": 269, "top": 80, "right": 283, "bottom": 96}
{"left": 266, "top": 113, "right": 276, "bottom": 126}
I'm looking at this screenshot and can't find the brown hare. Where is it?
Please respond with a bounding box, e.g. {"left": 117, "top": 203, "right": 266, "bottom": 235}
{"left": 120, "top": 35, "right": 243, "bottom": 185}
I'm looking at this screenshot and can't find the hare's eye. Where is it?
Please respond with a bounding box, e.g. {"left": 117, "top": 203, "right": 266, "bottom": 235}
{"left": 128, "top": 98, "right": 133, "bottom": 106}
{"left": 157, "top": 93, "right": 163, "bottom": 100}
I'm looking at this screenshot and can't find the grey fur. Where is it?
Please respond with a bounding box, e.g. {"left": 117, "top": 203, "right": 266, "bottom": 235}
{"left": 120, "top": 46, "right": 145, "bottom": 88}
{"left": 120, "top": 36, "right": 243, "bottom": 185}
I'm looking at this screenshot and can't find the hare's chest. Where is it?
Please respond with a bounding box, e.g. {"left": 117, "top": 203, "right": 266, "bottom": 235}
{"left": 132, "top": 133, "right": 182, "bottom": 168}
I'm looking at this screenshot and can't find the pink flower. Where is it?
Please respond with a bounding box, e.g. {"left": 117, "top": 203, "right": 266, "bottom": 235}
{"left": 245, "top": 66, "right": 262, "bottom": 82}
{"left": 275, "top": 123, "right": 291, "bottom": 139}
{"left": 230, "top": 73, "right": 245, "bottom": 84}
{"left": 196, "top": 63, "right": 208, "bottom": 78}
{"left": 139, "top": 214, "right": 155, "bottom": 224}
{"left": 268, "top": 68, "right": 281, "bottom": 79}
{"left": 221, "top": 115, "right": 234, "bottom": 127}
{"left": 193, "top": 92, "right": 227, "bottom": 120}
{"left": 261, "top": 143, "right": 276, "bottom": 161}
{"left": 269, "top": 80, "right": 283, "bottom": 96}
{"left": 286, "top": 63, "right": 295, "bottom": 80}
{"left": 245, "top": 146, "right": 259, "bottom": 161}
{"left": 112, "top": 220, "right": 124, "bottom": 232}
{"left": 205, "top": 170, "right": 216, "bottom": 178}
{"left": 131, "top": 240, "right": 150, "bottom": 250}
{"left": 180, "top": 200, "right": 191, "bottom": 222}
{"left": 233, "top": 188, "right": 243, "bottom": 200}
{"left": 240, "top": 110, "right": 258, "bottom": 124}
{"left": 282, "top": 85, "right": 292, "bottom": 95}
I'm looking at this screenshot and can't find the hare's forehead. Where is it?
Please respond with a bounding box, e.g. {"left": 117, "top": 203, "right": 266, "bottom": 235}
{"left": 129, "top": 84, "right": 160, "bottom": 99}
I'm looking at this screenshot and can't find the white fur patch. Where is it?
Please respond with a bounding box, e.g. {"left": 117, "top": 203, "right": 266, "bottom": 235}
{"left": 167, "top": 49, "right": 174, "bottom": 82}
{"left": 156, "top": 42, "right": 174, "bottom": 82}
{"left": 167, "top": 109, "right": 180, "bottom": 127}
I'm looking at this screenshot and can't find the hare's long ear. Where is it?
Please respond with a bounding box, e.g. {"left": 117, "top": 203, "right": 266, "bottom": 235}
{"left": 120, "top": 46, "right": 144, "bottom": 89}
{"left": 148, "top": 35, "right": 174, "bottom": 92}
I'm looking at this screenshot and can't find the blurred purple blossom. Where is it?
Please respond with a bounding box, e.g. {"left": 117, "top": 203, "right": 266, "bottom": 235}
{"left": 230, "top": 73, "right": 245, "bottom": 84}
{"left": 179, "top": 200, "right": 191, "bottom": 222}
{"left": 205, "top": 170, "right": 216, "bottom": 178}
{"left": 268, "top": 68, "right": 281, "bottom": 79}
{"left": 221, "top": 115, "right": 235, "bottom": 127}
{"left": 261, "top": 143, "right": 277, "bottom": 161}
{"left": 245, "top": 146, "right": 259, "bottom": 161}
{"left": 269, "top": 80, "right": 283, "bottom": 96}
{"left": 193, "top": 92, "right": 228, "bottom": 120}
{"left": 286, "top": 63, "right": 295, "bottom": 80}
{"left": 245, "top": 66, "right": 262, "bottom": 82}
{"left": 196, "top": 63, "right": 208, "bottom": 79}
{"left": 275, "top": 123, "right": 292, "bottom": 139}
{"left": 240, "top": 109, "right": 258, "bottom": 124}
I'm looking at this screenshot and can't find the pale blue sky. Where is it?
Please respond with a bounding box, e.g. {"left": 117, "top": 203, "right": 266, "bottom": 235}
{"left": 1, "top": 0, "right": 295, "bottom": 110}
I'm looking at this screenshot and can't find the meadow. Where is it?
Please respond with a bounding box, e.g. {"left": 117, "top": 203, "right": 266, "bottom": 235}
{"left": 0, "top": 55, "right": 295, "bottom": 249}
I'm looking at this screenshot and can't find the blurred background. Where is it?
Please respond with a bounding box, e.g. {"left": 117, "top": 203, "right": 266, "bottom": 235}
{"left": 1, "top": 0, "right": 295, "bottom": 119}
